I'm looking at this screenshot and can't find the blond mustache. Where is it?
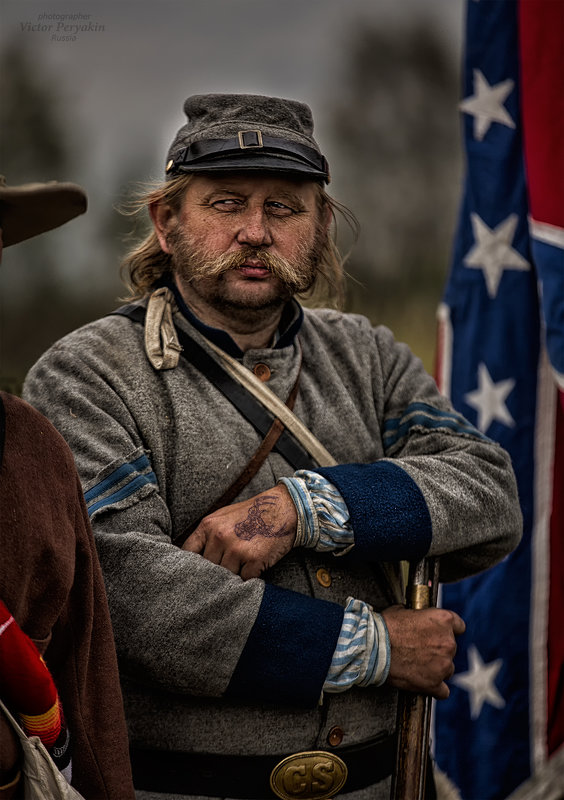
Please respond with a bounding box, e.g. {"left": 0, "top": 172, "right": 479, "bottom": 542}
{"left": 184, "top": 246, "right": 316, "bottom": 294}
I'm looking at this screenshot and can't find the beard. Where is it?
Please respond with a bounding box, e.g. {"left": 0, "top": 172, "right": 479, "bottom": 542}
{"left": 166, "top": 224, "right": 324, "bottom": 314}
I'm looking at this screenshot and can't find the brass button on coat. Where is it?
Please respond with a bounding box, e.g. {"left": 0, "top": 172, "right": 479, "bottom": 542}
{"left": 316, "top": 568, "right": 332, "bottom": 588}
{"left": 327, "top": 726, "right": 344, "bottom": 747}
{"left": 253, "top": 363, "right": 271, "bottom": 381}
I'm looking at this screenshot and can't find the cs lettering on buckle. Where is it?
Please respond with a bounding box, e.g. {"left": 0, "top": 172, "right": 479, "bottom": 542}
{"left": 270, "top": 751, "right": 348, "bottom": 800}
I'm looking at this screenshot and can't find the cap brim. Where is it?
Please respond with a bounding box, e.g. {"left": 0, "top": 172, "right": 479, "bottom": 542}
{"left": 0, "top": 181, "right": 88, "bottom": 247}
{"left": 174, "top": 154, "right": 327, "bottom": 182}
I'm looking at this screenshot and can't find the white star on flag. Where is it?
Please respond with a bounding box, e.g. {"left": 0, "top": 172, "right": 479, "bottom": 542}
{"left": 464, "top": 212, "right": 530, "bottom": 298}
{"left": 459, "top": 69, "right": 516, "bottom": 140}
{"left": 464, "top": 363, "right": 515, "bottom": 433}
{"left": 452, "top": 644, "right": 506, "bottom": 720}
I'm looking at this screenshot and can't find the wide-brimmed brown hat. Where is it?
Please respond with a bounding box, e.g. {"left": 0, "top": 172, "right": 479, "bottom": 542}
{"left": 0, "top": 175, "right": 87, "bottom": 247}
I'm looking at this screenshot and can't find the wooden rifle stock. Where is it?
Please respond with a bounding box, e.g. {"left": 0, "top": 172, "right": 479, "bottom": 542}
{"left": 390, "top": 558, "right": 440, "bottom": 800}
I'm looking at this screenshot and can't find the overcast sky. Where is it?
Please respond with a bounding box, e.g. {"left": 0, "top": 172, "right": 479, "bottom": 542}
{"left": 1, "top": 0, "right": 463, "bottom": 186}
{"left": 1, "top": 0, "right": 464, "bottom": 300}
{"left": 0, "top": 0, "right": 465, "bottom": 376}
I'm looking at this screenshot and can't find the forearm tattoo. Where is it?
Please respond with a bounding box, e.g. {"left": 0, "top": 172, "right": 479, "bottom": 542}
{"left": 234, "top": 495, "right": 291, "bottom": 541}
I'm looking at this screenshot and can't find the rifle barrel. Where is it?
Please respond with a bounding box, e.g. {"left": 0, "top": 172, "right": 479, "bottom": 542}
{"left": 390, "top": 558, "right": 439, "bottom": 800}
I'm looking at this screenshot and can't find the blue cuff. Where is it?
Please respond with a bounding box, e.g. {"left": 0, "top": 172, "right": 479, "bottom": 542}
{"left": 225, "top": 584, "right": 344, "bottom": 708}
{"left": 315, "top": 461, "right": 432, "bottom": 561}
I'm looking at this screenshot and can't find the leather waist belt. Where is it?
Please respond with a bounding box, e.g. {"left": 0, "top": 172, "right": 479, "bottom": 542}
{"left": 130, "top": 735, "right": 396, "bottom": 799}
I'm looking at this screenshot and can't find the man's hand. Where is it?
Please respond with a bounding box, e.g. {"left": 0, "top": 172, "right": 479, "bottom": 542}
{"left": 382, "top": 605, "right": 466, "bottom": 699}
{"left": 182, "top": 484, "right": 297, "bottom": 580}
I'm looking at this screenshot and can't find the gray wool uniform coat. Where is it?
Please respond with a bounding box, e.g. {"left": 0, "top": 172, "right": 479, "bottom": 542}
{"left": 23, "top": 299, "right": 522, "bottom": 800}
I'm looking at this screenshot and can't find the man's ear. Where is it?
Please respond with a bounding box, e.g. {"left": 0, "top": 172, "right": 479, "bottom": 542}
{"left": 149, "top": 201, "right": 176, "bottom": 254}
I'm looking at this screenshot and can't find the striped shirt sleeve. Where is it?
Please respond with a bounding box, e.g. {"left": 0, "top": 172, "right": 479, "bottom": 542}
{"left": 278, "top": 470, "right": 354, "bottom": 554}
{"left": 279, "top": 473, "right": 390, "bottom": 694}
{"left": 323, "top": 597, "right": 390, "bottom": 693}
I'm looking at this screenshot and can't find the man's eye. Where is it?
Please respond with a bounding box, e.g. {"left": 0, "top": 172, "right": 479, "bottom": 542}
{"left": 212, "top": 199, "right": 242, "bottom": 211}
{"left": 266, "top": 201, "right": 294, "bottom": 217}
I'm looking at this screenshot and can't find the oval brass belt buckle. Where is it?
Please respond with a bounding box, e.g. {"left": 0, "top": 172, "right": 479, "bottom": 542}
{"left": 270, "top": 750, "right": 348, "bottom": 800}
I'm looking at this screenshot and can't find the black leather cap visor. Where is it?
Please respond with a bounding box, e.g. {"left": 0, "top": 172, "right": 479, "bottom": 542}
{"left": 166, "top": 132, "right": 330, "bottom": 183}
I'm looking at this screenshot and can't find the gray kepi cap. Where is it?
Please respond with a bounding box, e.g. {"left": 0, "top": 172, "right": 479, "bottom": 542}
{"left": 165, "top": 94, "right": 330, "bottom": 183}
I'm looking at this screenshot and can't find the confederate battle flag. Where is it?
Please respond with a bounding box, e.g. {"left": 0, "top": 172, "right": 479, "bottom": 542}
{"left": 433, "top": 0, "right": 563, "bottom": 798}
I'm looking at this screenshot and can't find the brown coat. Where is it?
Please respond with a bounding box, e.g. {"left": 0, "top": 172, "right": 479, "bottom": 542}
{"left": 0, "top": 392, "right": 134, "bottom": 800}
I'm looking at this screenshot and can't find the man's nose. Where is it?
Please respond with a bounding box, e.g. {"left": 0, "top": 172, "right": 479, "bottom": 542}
{"left": 236, "top": 207, "right": 273, "bottom": 247}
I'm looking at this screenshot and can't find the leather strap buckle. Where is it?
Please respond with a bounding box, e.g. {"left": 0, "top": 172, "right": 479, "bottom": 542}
{"left": 270, "top": 751, "right": 348, "bottom": 800}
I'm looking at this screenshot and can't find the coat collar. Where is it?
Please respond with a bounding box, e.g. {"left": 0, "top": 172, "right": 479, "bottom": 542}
{"left": 164, "top": 279, "right": 303, "bottom": 358}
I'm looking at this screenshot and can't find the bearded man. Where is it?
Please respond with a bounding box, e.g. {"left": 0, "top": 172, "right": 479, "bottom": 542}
{"left": 23, "top": 94, "right": 522, "bottom": 800}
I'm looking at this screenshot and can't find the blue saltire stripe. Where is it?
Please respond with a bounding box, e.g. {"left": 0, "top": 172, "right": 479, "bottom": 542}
{"left": 316, "top": 461, "right": 432, "bottom": 562}
{"left": 433, "top": 1, "right": 551, "bottom": 795}
{"left": 84, "top": 454, "right": 151, "bottom": 504}
{"left": 87, "top": 472, "right": 158, "bottom": 516}
{"left": 225, "top": 583, "right": 344, "bottom": 708}
{"left": 383, "top": 402, "right": 489, "bottom": 450}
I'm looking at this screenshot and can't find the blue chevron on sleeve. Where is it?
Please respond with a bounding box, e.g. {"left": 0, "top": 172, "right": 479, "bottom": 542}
{"left": 85, "top": 453, "right": 158, "bottom": 516}
{"left": 383, "top": 402, "right": 490, "bottom": 455}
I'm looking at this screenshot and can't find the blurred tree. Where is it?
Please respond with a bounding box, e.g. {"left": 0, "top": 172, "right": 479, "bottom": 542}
{"left": 0, "top": 40, "right": 73, "bottom": 298}
{"left": 0, "top": 41, "right": 107, "bottom": 391}
{"left": 0, "top": 41, "right": 72, "bottom": 183}
{"left": 326, "top": 20, "right": 462, "bottom": 369}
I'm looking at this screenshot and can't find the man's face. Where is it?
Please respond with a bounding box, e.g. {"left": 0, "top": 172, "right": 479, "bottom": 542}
{"left": 158, "top": 173, "right": 325, "bottom": 317}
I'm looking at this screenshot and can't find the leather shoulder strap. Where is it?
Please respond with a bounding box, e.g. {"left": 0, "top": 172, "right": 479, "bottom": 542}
{"left": 110, "top": 305, "right": 316, "bottom": 471}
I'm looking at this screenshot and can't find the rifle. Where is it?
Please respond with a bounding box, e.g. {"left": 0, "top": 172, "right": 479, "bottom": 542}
{"left": 390, "top": 557, "right": 440, "bottom": 800}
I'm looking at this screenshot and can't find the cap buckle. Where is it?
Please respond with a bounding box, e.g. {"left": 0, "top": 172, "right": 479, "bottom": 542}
{"left": 238, "top": 130, "right": 264, "bottom": 149}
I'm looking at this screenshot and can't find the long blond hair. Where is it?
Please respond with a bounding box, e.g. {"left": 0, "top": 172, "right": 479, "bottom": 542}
{"left": 120, "top": 174, "right": 356, "bottom": 308}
